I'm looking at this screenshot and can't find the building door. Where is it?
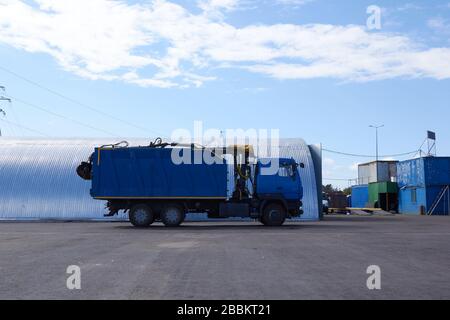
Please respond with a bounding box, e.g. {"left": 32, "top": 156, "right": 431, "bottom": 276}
{"left": 379, "top": 193, "right": 398, "bottom": 212}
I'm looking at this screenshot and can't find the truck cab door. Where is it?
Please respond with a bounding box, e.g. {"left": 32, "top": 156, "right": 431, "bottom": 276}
{"left": 276, "top": 162, "right": 303, "bottom": 200}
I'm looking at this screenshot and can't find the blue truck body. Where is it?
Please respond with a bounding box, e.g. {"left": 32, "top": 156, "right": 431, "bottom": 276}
{"left": 79, "top": 143, "right": 304, "bottom": 227}
{"left": 91, "top": 148, "right": 228, "bottom": 200}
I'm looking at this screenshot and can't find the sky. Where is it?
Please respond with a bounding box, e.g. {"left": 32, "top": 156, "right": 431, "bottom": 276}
{"left": 0, "top": 0, "right": 449, "bottom": 187}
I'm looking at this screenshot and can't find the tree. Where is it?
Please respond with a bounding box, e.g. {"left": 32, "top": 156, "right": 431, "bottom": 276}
{"left": 342, "top": 187, "right": 352, "bottom": 196}
{"left": 322, "top": 184, "right": 340, "bottom": 195}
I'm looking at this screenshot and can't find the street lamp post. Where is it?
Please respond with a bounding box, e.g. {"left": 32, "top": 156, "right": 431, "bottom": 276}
{"left": 369, "top": 125, "right": 384, "bottom": 162}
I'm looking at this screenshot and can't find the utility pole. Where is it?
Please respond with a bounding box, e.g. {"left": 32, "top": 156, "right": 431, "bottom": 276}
{"left": 369, "top": 124, "right": 384, "bottom": 162}
{"left": 0, "top": 89, "right": 12, "bottom": 137}
{"left": 0, "top": 108, "right": 5, "bottom": 137}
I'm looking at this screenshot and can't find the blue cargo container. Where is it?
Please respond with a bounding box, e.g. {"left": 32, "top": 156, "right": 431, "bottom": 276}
{"left": 351, "top": 185, "right": 369, "bottom": 208}
{"left": 397, "top": 157, "right": 450, "bottom": 215}
{"left": 91, "top": 147, "right": 228, "bottom": 199}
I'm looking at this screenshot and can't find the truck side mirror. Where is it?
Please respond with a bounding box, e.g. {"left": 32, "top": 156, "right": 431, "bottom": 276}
{"left": 299, "top": 163, "right": 305, "bottom": 169}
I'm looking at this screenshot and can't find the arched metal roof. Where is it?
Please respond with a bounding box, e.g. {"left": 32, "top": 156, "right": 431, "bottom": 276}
{"left": 0, "top": 138, "right": 321, "bottom": 221}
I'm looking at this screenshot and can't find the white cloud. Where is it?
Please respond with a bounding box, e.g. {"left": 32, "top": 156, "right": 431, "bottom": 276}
{"left": 324, "top": 158, "right": 335, "bottom": 167}
{"left": 428, "top": 17, "right": 450, "bottom": 34}
{"left": 1, "top": 0, "right": 450, "bottom": 88}
{"left": 396, "top": 3, "right": 422, "bottom": 12}
{"left": 197, "top": 0, "right": 240, "bottom": 12}
{"left": 322, "top": 157, "right": 337, "bottom": 177}
{"left": 276, "top": 0, "right": 314, "bottom": 7}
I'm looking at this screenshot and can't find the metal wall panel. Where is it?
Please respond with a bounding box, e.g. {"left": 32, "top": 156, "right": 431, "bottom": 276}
{"left": 351, "top": 185, "right": 369, "bottom": 208}
{"left": 279, "top": 139, "right": 321, "bottom": 221}
{"left": 426, "top": 185, "right": 450, "bottom": 215}
{"left": 398, "top": 187, "right": 427, "bottom": 215}
{"left": 397, "top": 158, "right": 426, "bottom": 215}
{"left": 423, "top": 157, "right": 450, "bottom": 186}
{"left": 308, "top": 144, "right": 323, "bottom": 220}
{"left": 0, "top": 138, "right": 321, "bottom": 221}
{"left": 397, "top": 158, "right": 425, "bottom": 188}
{"left": 358, "top": 164, "right": 371, "bottom": 185}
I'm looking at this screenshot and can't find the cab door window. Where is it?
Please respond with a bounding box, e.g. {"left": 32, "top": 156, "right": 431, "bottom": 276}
{"left": 278, "top": 164, "right": 294, "bottom": 177}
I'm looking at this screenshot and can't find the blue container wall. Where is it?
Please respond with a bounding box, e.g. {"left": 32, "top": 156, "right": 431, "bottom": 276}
{"left": 397, "top": 157, "right": 450, "bottom": 215}
{"left": 397, "top": 158, "right": 427, "bottom": 214}
{"left": 92, "top": 148, "right": 228, "bottom": 198}
{"left": 351, "top": 185, "right": 369, "bottom": 208}
{"left": 398, "top": 187, "right": 427, "bottom": 215}
{"left": 423, "top": 157, "right": 450, "bottom": 186}
{"left": 423, "top": 158, "right": 450, "bottom": 215}
{"left": 426, "top": 185, "right": 450, "bottom": 215}
{"left": 397, "top": 158, "right": 425, "bottom": 189}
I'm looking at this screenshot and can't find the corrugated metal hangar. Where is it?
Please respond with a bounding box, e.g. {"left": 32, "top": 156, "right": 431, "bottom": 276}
{"left": 0, "top": 138, "right": 323, "bottom": 221}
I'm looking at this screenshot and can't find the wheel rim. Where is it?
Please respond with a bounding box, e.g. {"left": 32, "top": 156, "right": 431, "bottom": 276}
{"left": 164, "top": 207, "right": 181, "bottom": 224}
{"left": 269, "top": 208, "right": 283, "bottom": 223}
{"left": 134, "top": 208, "right": 149, "bottom": 224}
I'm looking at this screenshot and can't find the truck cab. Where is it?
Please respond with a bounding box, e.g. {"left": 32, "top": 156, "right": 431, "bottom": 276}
{"left": 256, "top": 158, "right": 303, "bottom": 200}
{"left": 255, "top": 158, "right": 304, "bottom": 221}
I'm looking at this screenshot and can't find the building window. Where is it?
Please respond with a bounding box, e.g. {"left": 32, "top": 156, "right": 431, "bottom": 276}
{"left": 411, "top": 188, "right": 417, "bottom": 203}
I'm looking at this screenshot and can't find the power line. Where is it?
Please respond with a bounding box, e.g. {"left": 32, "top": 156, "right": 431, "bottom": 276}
{"left": 0, "top": 117, "right": 49, "bottom": 137}
{"left": 323, "top": 148, "right": 418, "bottom": 158}
{"left": 0, "top": 65, "right": 168, "bottom": 138}
{"left": 4, "top": 94, "right": 119, "bottom": 137}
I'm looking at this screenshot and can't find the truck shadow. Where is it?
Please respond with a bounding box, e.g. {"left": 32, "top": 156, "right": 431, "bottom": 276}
{"left": 112, "top": 222, "right": 365, "bottom": 231}
{"left": 111, "top": 215, "right": 398, "bottom": 231}
{"left": 113, "top": 223, "right": 307, "bottom": 231}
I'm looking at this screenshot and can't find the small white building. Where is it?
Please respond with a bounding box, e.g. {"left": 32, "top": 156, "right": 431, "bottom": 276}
{"left": 358, "top": 160, "right": 398, "bottom": 185}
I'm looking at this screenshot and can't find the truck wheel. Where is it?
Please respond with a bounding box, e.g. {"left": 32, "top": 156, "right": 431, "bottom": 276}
{"left": 161, "top": 204, "right": 185, "bottom": 227}
{"left": 129, "top": 204, "right": 154, "bottom": 228}
{"left": 261, "top": 203, "right": 286, "bottom": 227}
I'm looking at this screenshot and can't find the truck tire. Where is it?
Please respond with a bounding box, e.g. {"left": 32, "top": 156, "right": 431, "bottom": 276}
{"left": 129, "top": 204, "right": 154, "bottom": 228}
{"left": 161, "top": 204, "right": 185, "bottom": 227}
{"left": 261, "top": 203, "right": 286, "bottom": 227}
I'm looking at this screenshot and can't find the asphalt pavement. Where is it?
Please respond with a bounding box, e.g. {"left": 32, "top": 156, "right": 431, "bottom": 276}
{"left": 0, "top": 215, "right": 449, "bottom": 300}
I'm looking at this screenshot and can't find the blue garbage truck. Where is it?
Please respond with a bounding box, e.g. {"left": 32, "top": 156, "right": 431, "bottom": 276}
{"left": 77, "top": 140, "right": 304, "bottom": 227}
